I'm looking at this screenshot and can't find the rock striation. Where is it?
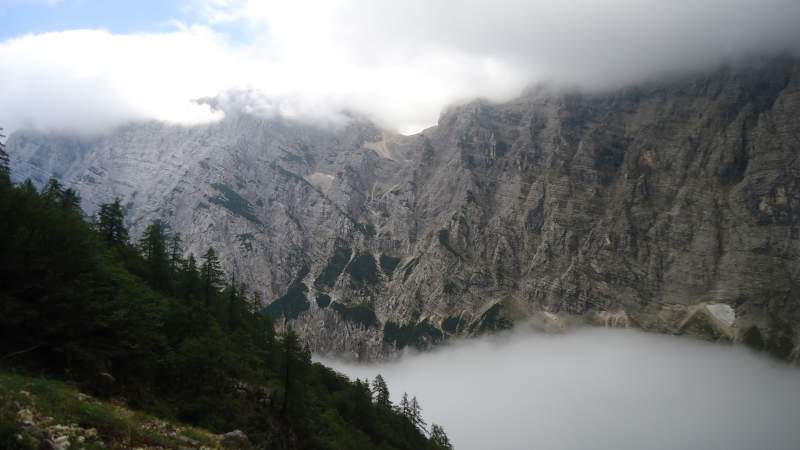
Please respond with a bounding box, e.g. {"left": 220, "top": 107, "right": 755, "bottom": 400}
{"left": 9, "top": 56, "right": 800, "bottom": 360}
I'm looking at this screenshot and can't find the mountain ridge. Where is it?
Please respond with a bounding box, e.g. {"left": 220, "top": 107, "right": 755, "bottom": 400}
{"left": 9, "top": 55, "right": 800, "bottom": 361}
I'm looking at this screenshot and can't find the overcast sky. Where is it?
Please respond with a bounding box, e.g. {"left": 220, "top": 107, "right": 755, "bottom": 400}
{"left": 2, "top": 0, "right": 800, "bottom": 133}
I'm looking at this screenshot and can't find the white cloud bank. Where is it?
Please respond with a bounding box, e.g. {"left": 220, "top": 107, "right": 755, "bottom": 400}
{"left": 2, "top": 0, "right": 800, "bottom": 133}
{"left": 321, "top": 328, "right": 800, "bottom": 450}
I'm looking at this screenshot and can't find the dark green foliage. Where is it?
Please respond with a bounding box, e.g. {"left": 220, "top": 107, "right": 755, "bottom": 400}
{"left": 743, "top": 326, "right": 765, "bottom": 350}
{"left": 97, "top": 198, "right": 128, "bottom": 245}
{"left": 331, "top": 302, "right": 379, "bottom": 328}
{"left": 314, "top": 246, "right": 352, "bottom": 288}
{"left": 316, "top": 293, "right": 331, "bottom": 308}
{"left": 279, "top": 326, "right": 309, "bottom": 416}
{"left": 236, "top": 233, "right": 255, "bottom": 252}
{"left": 469, "top": 303, "right": 514, "bottom": 333}
{"left": 264, "top": 267, "right": 310, "bottom": 320}
{"left": 139, "top": 221, "right": 171, "bottom": 291}
{"left": 347, "top": 252, "right": 380, "bottom": 286}
{"left": 167, "top": 232, "right": 183, "bottom": 272}
{"left": 383, "top": 321, "right": 443, "bottom": 350}
{"left": 355, "top": 222, "right": 376, "bottom": 237}
{"left": 371, "top": 374, "right": 391, "bottom": 409}
{"left": 200, "top": 247, "right": 224, "bottom": 308}
{"left": 443, "top": 280, "right": 458, "bottom": 295}
{"left": 379, "top": 254, "right": 402, "bottom": 275}
{"left": 430, "top": 424, "right": 454, "bottom": 450}
{"left": 409, "top": 397, "right": 426, "bottom": 433}
{"left": 593, "top": 140, "right": 625, "bottom": 185}
{"left": 0, "top": 127, "right": 8, "bottom": 182}
{"left": 441, "top": 316, "right": 464, "bottom": 335}
{"left": 766, "top": 321, "right": 795, "bottom": 360}
{"left": 437, "top": 229, "right": 460, "bottom": 257}
{"left": 0, "top": 170, "right": 448, "bottom": 450}
{"left": 208, "top": 183, "right": 262, "bottom": 224}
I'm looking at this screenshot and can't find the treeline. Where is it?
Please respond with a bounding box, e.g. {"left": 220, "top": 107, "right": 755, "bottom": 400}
{"left": 0, "top": 138, "right": 452, "bottom": 450}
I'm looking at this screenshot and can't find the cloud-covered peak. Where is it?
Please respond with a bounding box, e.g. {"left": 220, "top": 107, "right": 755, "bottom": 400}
{"left": 2, "top": 0, "right": 800, "bottom": 134}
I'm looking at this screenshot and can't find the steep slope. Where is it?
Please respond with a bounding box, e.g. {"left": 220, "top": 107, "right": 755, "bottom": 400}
{"left": 9, "top": 56, "right": 800, "bottom": 360}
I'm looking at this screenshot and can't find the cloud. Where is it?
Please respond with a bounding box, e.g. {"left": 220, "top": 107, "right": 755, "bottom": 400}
{"left": 321, "top": 328, "right": 800, "bottom": 450}
{"left": 2, "top": 0, "right": 800, "bottom": 133}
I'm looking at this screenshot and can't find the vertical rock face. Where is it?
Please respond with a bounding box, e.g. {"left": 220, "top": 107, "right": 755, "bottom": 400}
{"left": 9, "top": 57, "right": 800, "bottom": 360}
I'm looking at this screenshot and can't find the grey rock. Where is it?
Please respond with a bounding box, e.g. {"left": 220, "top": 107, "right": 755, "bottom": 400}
{"left": 9, "top": 56, "right": 800, "bottom": 359}
{"left": 221, "top": 430, "right": 251, "bottom": 450}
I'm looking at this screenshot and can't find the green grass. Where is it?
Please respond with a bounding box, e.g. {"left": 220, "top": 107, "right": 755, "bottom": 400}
{"left": 316, "top": 293, "right": 332, "bottom": 308}
{"left": 314, "top": 247, "right": 352, "bottom": 289}
{"left": 0, "top": 371, "right": 220, "bottom": 450}
{"left": 347, "top": 253, "right": 380, "bottom": 286}
{"left": 383, "top": 320, "right": 443, "bottom": 350}
{"left": 209, "top": 182, "right": 262, "bottom": 225}
{"left": 379, "top": 255, "right": 401, "bottom": 275}
{"left": 265, "top": 266, "right": 311, "bottom": 320}
{"left": 331, "top": 302, "right": 379, "bottom": 328}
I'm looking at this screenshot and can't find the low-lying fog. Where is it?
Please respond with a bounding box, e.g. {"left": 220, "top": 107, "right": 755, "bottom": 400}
{"left": 319, "top": 328, "right": 800, "bottom": 450}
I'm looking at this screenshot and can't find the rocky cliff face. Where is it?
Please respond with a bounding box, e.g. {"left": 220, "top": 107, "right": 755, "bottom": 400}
{"left": 9, "top": 56, "right": 800, "bottom": 361}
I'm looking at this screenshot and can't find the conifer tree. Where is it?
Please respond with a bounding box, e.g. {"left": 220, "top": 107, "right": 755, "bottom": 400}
{"left": 168, "top": 232, "right": 183, "bottom": 272}
{"left": 41, "top": 178, "right": 64, "bottom": 205}
{"left": 139, "top": 220, "right": 170, "bottom": 290}
{"left": 410, "top": 396, "right": 427, "bottom": 434}
{"left": 179, "top": 253, "right": 201, "bottom": 300}
{"left": 97, "top": 198, "right": 128, "bottom": 245}
{"left": 399, "top": 392, "right": 411, "bottom": 418}
{"left": 60, "top": 188, "right": 81, "bottom": 211}
{"left": 248, "top": 290, "right": 262, "bottom": 315}
{"left": 200, "top": 247, "right": 224, "bottom": 308}
{"left": 0, "top": 127, "right": 9, "bottom": 181}
{"left": 371, "top": 374, "right": 391, "bottom": 409}
{"left": 430, "top": 423, "right": 454, "bottom": 450}
{"left": 226, "top": 274, "right": 240, "bottom": 331}
{"left": 280, "top": 326, "right": 309, "bottom": 415}
{"left": 40, "top": 178, "right": 81, "bottom": 211}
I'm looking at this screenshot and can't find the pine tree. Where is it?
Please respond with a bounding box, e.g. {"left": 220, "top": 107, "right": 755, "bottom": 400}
{"left": 40, "top": 178, "right": 81, "bottom": 211}
{"left": 97, "top": 198, "right": 128, "bottom": 245}
{"left": 60, "top": 188, "right": 81, "bottom": 211}
{"left": 168, "top": 232, "right": 183, "bottom": 273}
{"left": 41, "top": 179, "right": 64, "bottom": 205}
{"left": 248, "top": 290, "right": 263, "bottom": 315}
{"left": 200, "top": 247, "right": 224, "bottom": 308}
{"left": 226, "top": 274, "right": 240, "bottom": 331}
{"left": 0, "top": 127, "right": 9, "bottom": 181}
{"left": 179, "top": 253, "right": 201, "bottom": 300}
{"left": 139, "top": 220, "right": 170, "bottom": 290}
{"left": 280, "top": 326, "right": 309, "bottom": 415}
{"left": 399, "top": 392, "right": 411, "bottom": 418}
{"left": 430, "top": 423, "right": 454, "bottom": 450}
{"left": 371, "top": 374, "right": 391, "bottom": 409}
{"left": 410, "top": 396, "right": 427, "bottom": 434}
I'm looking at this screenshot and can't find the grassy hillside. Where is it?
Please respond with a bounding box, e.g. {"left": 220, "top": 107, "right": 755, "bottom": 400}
{"left": 0, "top": 371, "right": 221, "bottom": 450}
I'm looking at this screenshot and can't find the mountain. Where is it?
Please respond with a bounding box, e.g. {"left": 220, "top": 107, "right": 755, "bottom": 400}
{"left": 9, "top": 56, "right": 800, "bottom": 361}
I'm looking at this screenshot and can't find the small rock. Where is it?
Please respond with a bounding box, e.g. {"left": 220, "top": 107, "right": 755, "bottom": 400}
{"left": 17, "top": 408, "right": 34, "bottom": 426}
{"left": 43, "top": 435, "right": 70, "bottom": 450}
{"left": 221, "top": 430, "right": 252, "bottom": 450}
{"left": 177, "top": 435, "right": 200, "bottom": 446}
